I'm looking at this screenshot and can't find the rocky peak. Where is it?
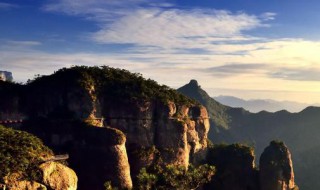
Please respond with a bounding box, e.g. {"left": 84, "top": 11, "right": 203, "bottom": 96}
{"left": 260, "top": 141, "right": 298, "bottom": 190}
{"left": 178, "top": 79, "right": 231, "bottom": 131}
{"left": 189, "top": 79, "right": 199, "bottom": 87}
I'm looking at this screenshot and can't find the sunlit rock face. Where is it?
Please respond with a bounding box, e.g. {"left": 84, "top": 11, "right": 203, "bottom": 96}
{"left": 39, "top": 161, "right": 78, "bottom": 190}
{"left": 0, "top": 66, "right": 211, "bottom": 189}
{"left": 260, "top": 141, "right": 298, "bottom": 190}
{"left": 103, "top": 98, "right": 210, "bottom": 174}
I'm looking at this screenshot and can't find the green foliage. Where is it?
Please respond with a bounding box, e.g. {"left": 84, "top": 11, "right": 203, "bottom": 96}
{"left": 270, "top": 140, "right": 286, "bottom": 147}
{"left": 209, "top": 143, "right": 254, "bottom": 156}
{"left": 206, "top": 143, "right": 255, "bottom": 171}
{"left": 104, "top": 181, "right": 118, "bottom": 190}
{"left": 261, "top": 140, "right": 289, "bottom": 168}
{"left": 0, "top": 125, "right": 53, "bottom": 182}
{"left": 27, "top": 66, "right": 196, "bottom": 106}
{"left": 133, "top": 146, "right": 158, "bottom": 160}
{"left": 136, "top": 164, "right": 215, "bottom": 190}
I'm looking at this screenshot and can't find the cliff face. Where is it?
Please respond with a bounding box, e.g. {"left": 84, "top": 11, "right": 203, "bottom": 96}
{"left": 0, "top": 81, "right": 26, "bottom": 121}
{"left": 204, "top": 141, "right": 298, "bottom": 190}
{"left": 205, "top": 144, "right": 259, "bottom": 190}
{"left": 0, "top": 67, "right": 299, "bottom": 190}
{"left": 23, "top": 121, "right": 133, "bottom": 190}
{"left": 104, "top": 99, "right": 209, "bottom": 168}
{"left": 1, "top": 66, "right": 209, "bottom": 189}
{"left": 260, "top": 141, "right": 298, "bottom": 190}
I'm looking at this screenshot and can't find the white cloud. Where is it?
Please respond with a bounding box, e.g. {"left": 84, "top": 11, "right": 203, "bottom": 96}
{"left": 6, "top": 40, "right": 42, "bottom": 46}
{"left": 260, "top": 12, "right": 277, "bottom": 21}
{"left": 43, "top": 0, "right": 147, "bottom": 19}
{"left": 91, "top": 9, "right": 262, "bottom": 49}
{"left": 0, "top": 40, "right": 42, "bottom": 52}
{"left": 44, "top": 0, "right": 267, "bottom": 50}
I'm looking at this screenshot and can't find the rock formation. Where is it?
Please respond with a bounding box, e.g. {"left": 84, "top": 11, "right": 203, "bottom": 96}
{"left": 40, "top": 162, "right": 78, "bottom": 190}
{"left": 0, "top": 67, "right": 300, "bottom": 189}
{"left": 0, "top": 125, "right": 78, "bottom": 190}
{"left": 205, "top": 144, "right": 259, "bottom": 190}
{"left": 0, "top": 71, "right": 13, "bottom": 82}
{"left": 3, "top": 162, "right": 78, "bottom": 190}
{"left": 260, "top": 141, "right": 298, "bottom": 190}
{"left": 3, "top": 172, "right": 46, "bottom": 190}
{"left": 24, "top": 120, "right": 133, "bottom": 190}
{"left": 0, "top": 66, "right": 210, "bottom": 189}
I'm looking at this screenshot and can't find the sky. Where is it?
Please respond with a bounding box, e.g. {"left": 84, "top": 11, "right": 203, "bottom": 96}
{"left": 1, "top": 0, "right": 320, "bottom": 104}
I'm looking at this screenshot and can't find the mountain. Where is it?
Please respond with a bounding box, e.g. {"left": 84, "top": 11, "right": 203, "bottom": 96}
{"left": 0, "top": 66, "right": 210, "bottom": 189}
{"left": 178, "top": 80, "right": 237, "bottom": 143}
{"left": 178, "top": 80, "right": 320, "bottom": 190}
{"left": 215, "top": 95, "right": 313, "bottom": 113}
{"left": 0, "top": 67, "right": 299, "bottom": 190}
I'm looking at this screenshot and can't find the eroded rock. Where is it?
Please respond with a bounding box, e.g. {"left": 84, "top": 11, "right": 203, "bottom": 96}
{"left": 40, "top": 161, "right": 77, "bottom": 190}
{"left": 260, "top": 141, "right": 298, "bottom": 190}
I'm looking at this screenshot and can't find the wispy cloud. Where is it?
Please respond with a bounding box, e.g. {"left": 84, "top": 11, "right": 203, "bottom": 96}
{"left": 269, "top": 67, "right": 320, "bottom": 81}
{"left": 6, "top": 40, "right": 42, "bottom": 46}
{"left": 0, "top": 40, "right": 42, "bottom": 51}
{"left": 43, "top": 0, "right": 268, "bottom": 50}
{"left": 91, "top": 9, "right": 262, "bottom": 49}
{"left": 260, "top": 12, "right": 277, "bottom": 21}
{"left": 43, "top": 0, "right": 148, "bottom": 19}
{"left": 206, "top": 63, "right": 269, "bottom": 77}
{"left": 0, "top": 2, "right": 18, "bottom": 10}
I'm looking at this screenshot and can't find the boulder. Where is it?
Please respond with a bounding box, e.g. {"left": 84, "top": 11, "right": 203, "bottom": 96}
{"left": 39, "top": 162, "right": 77, "bottom": 190}
{"left": 4, "top": 173, "right": 46, "bottom": 190}
{"left": 6, "top": 181, "right": 46, "bottom": 190}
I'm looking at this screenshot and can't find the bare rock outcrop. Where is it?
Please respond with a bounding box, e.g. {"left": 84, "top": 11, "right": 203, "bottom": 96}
{"left": 260, "top": 141, "right": 298, "bottom": 190}
{"left": 3, "top": 162, "right": 78, "bottom": 190}
{"left": 40, "top": 161, "right": 78, "bottom": 190}
{"left": 5, "top": 180, "right": 46, "bottom": 190}
{"left": 105, "top": 99, "right": 210, "bottom": 170}
{"left": 27, "top": 122, "right": 133, "bottom": 190}
{"left": 4, "top": 173, "right": 46, "bottom": 190}
{"left": 1, "top": 66, "right": 210, "bottom": 189}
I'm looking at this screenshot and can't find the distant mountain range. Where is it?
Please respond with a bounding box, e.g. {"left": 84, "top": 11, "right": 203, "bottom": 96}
{"left": 214, "top": 95, "right": 318, "bottom": 113}
{"left": 178, "top": 79, "right": 320, "bottom": 190}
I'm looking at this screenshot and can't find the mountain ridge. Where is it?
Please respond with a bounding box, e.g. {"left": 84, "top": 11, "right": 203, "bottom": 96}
{"left": 178, "top": 79, "right": 320, "bottom": 190}
{"left": 0, "top": 68, "right": 299, "bottom": 190}
{"left": 215, "top": 95, "right": 317, "bottom": 113}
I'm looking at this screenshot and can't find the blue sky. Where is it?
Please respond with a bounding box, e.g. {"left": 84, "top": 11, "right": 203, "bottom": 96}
{"left": 2, "top": 0, "right": 320, "bottom": 103}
